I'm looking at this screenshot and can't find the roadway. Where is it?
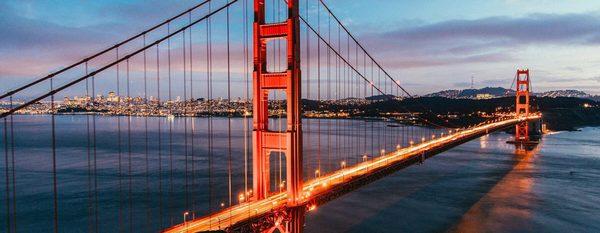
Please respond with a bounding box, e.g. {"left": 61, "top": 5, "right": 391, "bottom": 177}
{"left": 163, "top": 115, "right": 541, "bottom": 233}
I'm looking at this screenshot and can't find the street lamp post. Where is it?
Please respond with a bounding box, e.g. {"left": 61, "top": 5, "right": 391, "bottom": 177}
{"left": 183, "top": 211, "right": 189, "bottom": 231}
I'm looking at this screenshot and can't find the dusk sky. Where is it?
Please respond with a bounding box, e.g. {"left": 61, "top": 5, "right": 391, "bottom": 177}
{"left": 2, "top": 0, "right": 600, "bottom": 96}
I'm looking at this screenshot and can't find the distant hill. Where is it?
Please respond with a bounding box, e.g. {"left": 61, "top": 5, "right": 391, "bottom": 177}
{"left": 535, "top": 89, "right": 590, "bottom": 98}
{"left": 366, "top": 94, "right": 397, "bottom": 101}
{"left": 424, "top": 87, "right": 599, "bottom": 101}
{"left": 423, "top": 87, "right": 513, "bottom": 99}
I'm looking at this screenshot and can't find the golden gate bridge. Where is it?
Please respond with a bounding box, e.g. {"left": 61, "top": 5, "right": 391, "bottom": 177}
{"left": 0, "top": 0, "right": 540, "bottom": 232}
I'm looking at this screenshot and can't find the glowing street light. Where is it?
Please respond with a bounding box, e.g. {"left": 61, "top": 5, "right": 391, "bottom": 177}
{"left": 183, "top": 211, "right": 190, "bottom": 228}
{"left": 279, "top": 181, "right": 286, "bottom": 191}
{"left": 340, "top": 161, "right": 346, "bottom": 168}
{"left": 314, "top": 169, "right": 320, "bottom": 178}
{"left": 238, "top": 193, "right": 245, "bottom": 203}
{"left": 362, "top": 154, "right": 368, "bottom": 162}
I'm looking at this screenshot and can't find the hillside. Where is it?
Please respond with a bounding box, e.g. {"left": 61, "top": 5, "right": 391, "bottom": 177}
{"left": 424, "top": 87, "right": 599, "bottom": 101}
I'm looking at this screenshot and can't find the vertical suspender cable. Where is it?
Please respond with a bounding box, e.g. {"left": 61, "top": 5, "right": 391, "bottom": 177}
{"left": 156, "top": 43, "right": 163, "bottom": 230}
{"left": 326, "top": 11, "right": 331, "bottom": 173}
{"left": 207, "top": 1, "right": 214, "bottom": 221}
{"left": 305, "top": 0, "right": 311, "bottom": 176}
{"left": 182, "top": 29, "right": 189, "bottom": 212}
{"left": 226, "top": 2, "right": 233, "bottom": 225}
{"left": 188, "top": 12, "right": 196, "bottom": 215}
{"left": 242, "top": 0, "right": 249, "bottom": 204}
{"left": 85, "top": 62, "right": 93, "bottom": 233}
{"left": 167, "top": 22, "right": 174, "bottom": 226}
{"left": 9, "top": 96, "right": 16, "bottom": 233}
{"left": 363, "top": 53, "right": 367, "bottom": 156}
{"left": 370, "top": 60, "right": 374, "bottom": 157}
{"left": 143, "top": 34, "right": 151, "bottom": 231}
{"left": 317, "top": 0, "right": 322, "bottom": 176}
{"left": 51, "top": 76, "right": 59, "bottom": 233}
{"left": 336, "top": 24, "right": 340, "bottom": 166}
{"left": 126, "top": 59, "right": 133, "bottom": 233}
{"left": 277, "top": 0, "right": 283, "bottom": 193}
{"left": 181, "top": 27, "right": 194, "bottom": 211}
{"left": 116, "top": 47, "right": 124, "bottom": 233}
{"left": 3, "top": 116, "right": 9, "bottom": 233}
{"left": 92, "top": 69, "right": 99, "bottom": 233}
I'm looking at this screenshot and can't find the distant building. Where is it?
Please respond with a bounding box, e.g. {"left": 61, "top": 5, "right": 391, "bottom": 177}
{"left": 475, "top": 93, "right": 494, "bottom": 100}
{"left": 107, "top": 91, "right": 119, "bottom": 103}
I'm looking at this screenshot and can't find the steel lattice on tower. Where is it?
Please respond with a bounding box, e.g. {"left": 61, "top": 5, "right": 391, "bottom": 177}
{"left": 515, "top": 69, "right": 531, "bottom": 142}
{"left": 252, "top": 0, "right": 303, "bottom": 208}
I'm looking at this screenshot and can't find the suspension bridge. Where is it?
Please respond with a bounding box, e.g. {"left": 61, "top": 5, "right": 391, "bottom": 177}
{"left": 1, "top": 0, "right": 541, "bottom": 232}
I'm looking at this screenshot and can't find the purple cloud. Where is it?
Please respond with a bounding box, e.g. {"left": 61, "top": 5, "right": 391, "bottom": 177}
{"left": 360, "top": 12, "right": 600, "bottom": 69}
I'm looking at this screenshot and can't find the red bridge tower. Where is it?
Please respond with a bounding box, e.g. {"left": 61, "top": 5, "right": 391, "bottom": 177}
{"left": 515, "top": 69, "right": 530, "bottom": 142}
{"left": 252, "top": 0, "right": 303, "bottom": 207}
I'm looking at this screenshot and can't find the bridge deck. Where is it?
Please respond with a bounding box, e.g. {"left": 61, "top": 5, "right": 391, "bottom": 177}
{"left": 163, "top": 116, "right": 541, "bottom": 233}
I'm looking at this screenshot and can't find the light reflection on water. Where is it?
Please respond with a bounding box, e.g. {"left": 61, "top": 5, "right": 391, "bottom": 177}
{"left": 450, "top": 145, "right": 540, "bottom": 233}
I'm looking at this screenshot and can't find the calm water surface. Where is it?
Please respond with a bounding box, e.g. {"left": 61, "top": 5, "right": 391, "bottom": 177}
{"left": 1, "top": 115, "right": 599, "bottom": 232}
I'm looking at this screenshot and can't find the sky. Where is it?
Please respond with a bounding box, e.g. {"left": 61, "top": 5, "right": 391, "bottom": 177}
{"left": 2, "top": 0, "right": 600, "bottom": 97}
